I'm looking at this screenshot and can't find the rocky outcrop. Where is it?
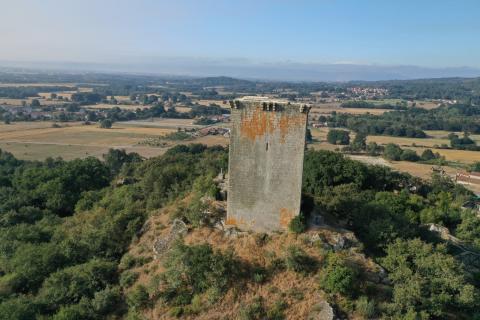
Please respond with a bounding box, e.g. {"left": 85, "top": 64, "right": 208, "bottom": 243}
{"left": 307, "top": 300, "right": 336, "bottom": 320}
{"left": 152, "top": 219, "right": 187, "bottom": 257}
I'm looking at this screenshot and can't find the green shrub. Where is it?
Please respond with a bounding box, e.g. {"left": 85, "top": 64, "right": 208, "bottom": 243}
{"left": 120, "top": 271, "right": 139, "bottom": 288}
{"left": 320, "top": 254, "right": 357, "bottom": 297}
{"left": 0, "top": 296, "right": 39, "bottom": 320}
{"left": 355, "top": 296, "right": 375, "bottom": 318}
{"left": 161, "top": 242, "right": 240, "bottom": 306}
{"left": 52, "top": 298, "right": 94, "bottom": 320}
{"left": 127, "top": 285, "right": 150, "bottom": 310}
{"left": 239, "top": 297, "right": 266, "bottom": 320}
{"left": 119, "top": 254, "right": 137, "bottom": 270}
{"left": 288, "top": 213, "right": 306, "bottom": 234}
{"left": 266, "top": 300, "right": 288, "bottom": 320}
{"left": 169, "top": 306, "right": 184, "bottom": 318}
{"left": 239, "top": 297, "right": 287, "bottom": 320}
{"left": 284, "top": 246, "right": 317, "bottom": 275}
{"left": 38, "top": 259, "right": 117, "bottom": 312}
{"left": 91, "top": 286, "right": 121, "bottom": 315}
{"left": 252, "top": 266, "right": 268, "bottom": 284}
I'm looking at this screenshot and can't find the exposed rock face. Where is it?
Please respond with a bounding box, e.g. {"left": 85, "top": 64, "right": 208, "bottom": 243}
{"left": 307, "top": 300, "right": 336, "bottom": 320}
{"left": 152, "top": 219, "right": 187, "bottom": 257}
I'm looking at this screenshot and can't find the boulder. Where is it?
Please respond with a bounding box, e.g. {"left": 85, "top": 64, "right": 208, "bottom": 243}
{"left": 307, "top": 300, "right": 336, "bottom": 320}
{"left": 153, "top": 219, "right": 187, "bottom": 257}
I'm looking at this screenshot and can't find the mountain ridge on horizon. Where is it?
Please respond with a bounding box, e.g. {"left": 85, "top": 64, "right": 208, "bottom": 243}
{"left": 1, "top": 59, "right": 480, "bottom": 82}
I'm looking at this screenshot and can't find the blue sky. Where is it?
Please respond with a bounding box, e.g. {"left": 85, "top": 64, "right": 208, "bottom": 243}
{"left": 1, "top": 0, "right": 479, "bottom": 68}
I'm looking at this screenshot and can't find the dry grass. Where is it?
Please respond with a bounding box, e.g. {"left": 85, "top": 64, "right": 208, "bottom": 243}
{"left": 195, "top": 99, "right": 229, "bottom": 108}
{"left": 0, "top": 97, "right": 68, "bottom": 106}
{"left": 85, "top": 103, "right": 147, "bottom": 110}
{"left": 415, "top": 101, "right": 440, "bottom": 110}
{"left": 310, "top": 105, "right": 391, "bottom": 116}
{"left": 367, "top": 135, "right": 448, "bottom": 148}
{"left": 0, "top": 122, "right": 176, "bottom": 160}
{"left": 0, "top": 120, "right": 228, "bottom": 160}
{"left": 367, "top": 134, "right": 480, "bottom": 164}
{"left": 175, "top": 106, "right": 192, "bottom": 113}
{"left": 388, "top": 161, "right": 458, "bottom": 180}
{"left": 113, "top": 95, "right": 133, "bottom": 102}
{"left": 123, "top": 204, "right": 378, "bottom": 320}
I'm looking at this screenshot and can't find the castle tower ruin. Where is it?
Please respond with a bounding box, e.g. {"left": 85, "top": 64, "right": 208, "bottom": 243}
{"left": 226, "top": 97, "right": 310, "bottom": 232}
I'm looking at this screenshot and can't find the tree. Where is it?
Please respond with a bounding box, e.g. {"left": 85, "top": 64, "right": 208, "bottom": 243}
{"left": 320, "top": 253, "right": 357, "bottom": 297}
{"left": 366, "top": 142, "right": 382, "bottom": 156}
{"left": 382, "top": 239, "right": 478, "bottom": 318}
{"left": 31, "top": 99, "right": 41, "bottom": 107}
{"left": 103, "top": 149, "right": 142, "bottom": 176}
{"left": 400, "top": 149, "right": 420, "bottom": 162}
{"left": 420, "top": 149, "right": 436, "bottom": 161}
{"left": 383, "top": 144, "right": 403, "bottom": 161}
{"left": 37, "top": 259, "right": 117, "bottom": 312}
{"left": 420, "top": 191, "right": 461, "bottom": 227}
{"left": 327, "top": 129, "right": 350, "bottom": 145}
{"left": 456, "top": 210, "right": 480, "bottom": 250}
{"left": 469, "top": 162, "right": 480, "bottom": 172}
{"left": 100, "top": 119, "right": 112, "bottom": 129}
{"left": 350, "top": 132, "right": 367, "bottom": 151}
{"left": 126, "top": 285, "right": 150, "bottom": 310}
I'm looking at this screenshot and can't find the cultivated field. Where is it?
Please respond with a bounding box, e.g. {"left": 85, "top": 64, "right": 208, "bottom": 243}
{"left": 85, "top": 103, "right": 146, "bottom": 110}
{"left": 0, "top": 119, "right": 227, "bottom": 161}
{"left": 0, "top": 97, "right": 67, "bottom": 106}
{"left": 309, "top": 127, "right": 480, "bottom": 190}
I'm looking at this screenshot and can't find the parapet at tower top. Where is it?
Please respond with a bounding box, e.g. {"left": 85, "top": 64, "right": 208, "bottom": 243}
{"left": 230, "top": 96, "right": 311, "bottom": 112}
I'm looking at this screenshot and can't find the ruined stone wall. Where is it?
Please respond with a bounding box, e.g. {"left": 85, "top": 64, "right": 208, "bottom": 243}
{"left": 226, "top": 97, "right": 309, "bottom": 232}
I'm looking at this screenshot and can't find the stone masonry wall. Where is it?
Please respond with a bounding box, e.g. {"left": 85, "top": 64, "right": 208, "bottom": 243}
{"left": 226, "top": 97, "right": 309, "bottom": 232}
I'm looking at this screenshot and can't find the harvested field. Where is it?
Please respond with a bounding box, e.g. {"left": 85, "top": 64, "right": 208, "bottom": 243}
{"left": 175, "top": 106, "right": 192, "bottom": 113}
{"left": 389, "top": 161, "right": 458, "bottom": 180}
{"left": 85, "top": 103, "right": 145, "bottom": 110}
{"left": 367, "top": 134, "right": 480, "bottom": 163}
{"left": 0, "top": 120, "right": 227, "bottom": 160}
{"left": 367, "top": 135, "right": 448, "bottom": 148}
{"left": 0, "top": 121, "right": 176, "bottom": 160}
{"left": 195, "top": 99, "right": 229, "bottom": 108}
{"left": 310, "top": 105, "right": 391, "bottom": 116}
{"left": 121, "top": 118, "right": 203, "bottom": 129}
{"left": 0, "top": 97, "right": 66, "bottom": 106}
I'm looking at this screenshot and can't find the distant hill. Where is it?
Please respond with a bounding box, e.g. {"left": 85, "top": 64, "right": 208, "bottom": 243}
{"left": 2, "top": 59, "right": 480, "bottom": 82}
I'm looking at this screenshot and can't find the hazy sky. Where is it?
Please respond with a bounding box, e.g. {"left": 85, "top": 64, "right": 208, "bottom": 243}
{"left": 1, "top": 0, "right": 479, "bottom": 68}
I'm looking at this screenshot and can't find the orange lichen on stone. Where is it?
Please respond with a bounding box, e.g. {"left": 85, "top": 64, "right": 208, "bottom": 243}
{"left": 279, "top": 208, "right": 295, "bottom": 228}
{"left": 225, "top": 217, "right": 238, "bottom": 226}
{"left": 240, "top": 107, "right": 274, "bottom": 141}
{"left": 278, "top": 113, "right": 306, "bottom": 142}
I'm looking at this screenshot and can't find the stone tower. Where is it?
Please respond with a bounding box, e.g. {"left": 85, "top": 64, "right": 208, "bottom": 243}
{"left": 226, "top": 96, "right": 310, "bottom": 232}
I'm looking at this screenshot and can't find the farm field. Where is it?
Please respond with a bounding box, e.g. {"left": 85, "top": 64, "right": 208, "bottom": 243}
{"left": 311, "top": 127, "right": 480, "bottom": 164}
{"left": 309, "top": 127, "right": 480, "bottom": 192}
{"left": 367, "top": 134, "right": 480, "bottom": 164}
{"left": 85, "top": 103, "right": 146, "bottom": 110}
{"left": 0, "top": 97, "right": 67, "bottom": 106}
{"left": 310, "top": 105, "right": 391, "bottom": 115}
{"left": 0, "top": 119, "right": 227, "bottom": 160}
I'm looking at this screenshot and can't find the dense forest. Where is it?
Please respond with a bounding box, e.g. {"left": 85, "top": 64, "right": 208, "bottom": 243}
{"left": 0, "top": 145, "right": 479, "bottom": 319}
